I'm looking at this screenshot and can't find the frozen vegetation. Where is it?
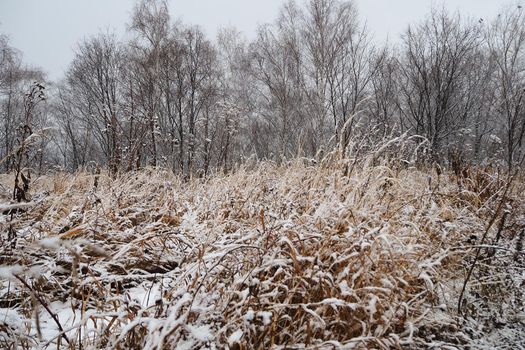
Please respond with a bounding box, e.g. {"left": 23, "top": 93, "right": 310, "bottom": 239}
{"left": 1, "top": 2, "right": 525, "bottom": 347}
{"left": 1, "top": 142, "right": 524, "bottom": 349}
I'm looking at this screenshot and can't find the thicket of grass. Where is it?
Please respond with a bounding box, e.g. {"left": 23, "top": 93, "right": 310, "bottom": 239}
{"left": 1, "top": 138, "right": 524, "bottom": 349}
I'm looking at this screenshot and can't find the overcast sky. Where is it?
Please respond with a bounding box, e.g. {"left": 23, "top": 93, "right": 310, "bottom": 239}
{"left": 0, "top": 0, "right": 521, "bottom": 81}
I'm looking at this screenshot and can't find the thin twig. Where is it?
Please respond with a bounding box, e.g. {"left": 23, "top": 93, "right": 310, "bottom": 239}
{"left": 13, "top": 274, "right": 71, "bottom": 345}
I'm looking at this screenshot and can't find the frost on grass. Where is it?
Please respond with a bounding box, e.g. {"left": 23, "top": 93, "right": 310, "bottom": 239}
{"left": 0, "top": 158, "right": 524, "bottom": 349}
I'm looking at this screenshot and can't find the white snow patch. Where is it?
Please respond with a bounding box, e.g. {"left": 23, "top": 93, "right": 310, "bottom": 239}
{"left": 245, "top": 309, "right": 255, "bottom": 322}
{"left": 228, "top": 329, "right": 243, "bottom": 344}
{"left": 187, "top": 324, "right": 214, "bottom": 342}
{"left": 0, "top": 265, "right": 24, "bottom": 279}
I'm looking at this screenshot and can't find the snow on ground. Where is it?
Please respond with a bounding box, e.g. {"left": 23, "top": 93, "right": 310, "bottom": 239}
{"left": 0, "top": 159, "right": 524, "bottom": 349}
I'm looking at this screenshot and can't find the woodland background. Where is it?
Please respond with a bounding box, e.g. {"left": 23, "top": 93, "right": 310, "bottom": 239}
{"left": 1, "top": 0, "right": 524, "bottom": 176}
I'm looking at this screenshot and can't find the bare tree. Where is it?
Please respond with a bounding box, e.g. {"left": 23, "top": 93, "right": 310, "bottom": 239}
{"left": 180, "top": 26, "right": 216, "bottom": 176}
{"left": 0, "top": 35, "right": 47, "bottom": 172}
{"left": 216, "top": 27, "right": 253, "bottom": 172}
{"left": 486, "top": 5, "right": 525, "bottom": 169}
{"left": 129, "top": 0, "right": 171, "bottom": 167}
{"left": 368, "top": 48, "right": 401, "bottom": 136}
{"left": 302, "top": 0, "right": 377, "bottom": 149}
{"left": 52, "top": 83, "right": 95, "bottom": 170}
{"left": 247, "top": 0, "right": 377, "bottom": 159}
{"left": 66, "top": 33, "right": 125, "bottom": 174}
{"left": 251, "top": 14, "right": 305, "bottom": 160}
{"left": 397, "top": 8, "right": 482, "bottom": 163}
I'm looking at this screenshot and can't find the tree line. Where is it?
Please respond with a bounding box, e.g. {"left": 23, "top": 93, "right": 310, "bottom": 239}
{"left": 1, "top": 0, "right": 524, "bottom": 176}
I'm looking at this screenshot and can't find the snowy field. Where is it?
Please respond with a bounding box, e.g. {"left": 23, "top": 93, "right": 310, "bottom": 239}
{"left": 0, "top": 159, "right": 524, "bottom": 349}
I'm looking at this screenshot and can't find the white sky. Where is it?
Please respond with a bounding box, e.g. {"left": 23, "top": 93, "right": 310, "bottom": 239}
{"left": 0, "top": 0, "right": 522, "bottom": 81}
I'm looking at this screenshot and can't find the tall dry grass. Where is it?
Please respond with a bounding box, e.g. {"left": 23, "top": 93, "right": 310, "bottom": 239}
{"left": 0, "top": 137, "right": 524, "bottom": 349}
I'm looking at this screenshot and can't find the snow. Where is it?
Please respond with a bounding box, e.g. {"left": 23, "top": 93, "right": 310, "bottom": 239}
{"left": 0, "top": 162, "right": 523, "bottom": 348}
{"left": 187, "top": 324, "right": 214, "bottom": 342}
{"left": 245, "top": 309, "right": 255, "bottom": 322}
{"left": 126, "top": 284, "right": 161, "bottom": 308}
{"left": 0, "top": 265, "right": 24, "bottom": 279}
{"left": 257, "top": 311, "right": 272, "bottom": 325}
{"left": 0, "top": 307, "right": 24, "bottom": 326}
{"left": 38, "top": 236, "right": 62, "bottom": 249}
{"left": 228, "top": 329, "right": 243, "bottom": 344}
{"left": 489, "top": 134, "right": 502, "bottom": 144}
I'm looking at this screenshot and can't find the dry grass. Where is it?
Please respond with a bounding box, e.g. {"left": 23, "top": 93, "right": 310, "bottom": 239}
{"left": 0, "top": 149, "right": 524, "bottom": 348}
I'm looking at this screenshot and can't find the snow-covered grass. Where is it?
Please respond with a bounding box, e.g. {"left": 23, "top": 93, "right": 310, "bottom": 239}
{"left": 0, "top": 150, "right": 524, "bottom": 348}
